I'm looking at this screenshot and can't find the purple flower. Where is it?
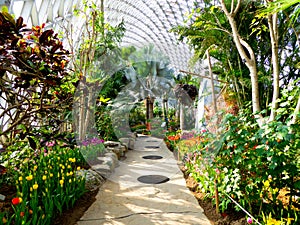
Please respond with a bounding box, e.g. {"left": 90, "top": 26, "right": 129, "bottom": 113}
{"left": 81, "top": 140, "right": 89, "bottom": 146}
{"left": 81, "top": 137, "right": 104, "bottom": 146}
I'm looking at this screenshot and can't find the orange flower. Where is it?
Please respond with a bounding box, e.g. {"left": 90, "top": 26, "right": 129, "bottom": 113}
{"left": 167, "top": 135, "right": 180, "bottom": 141}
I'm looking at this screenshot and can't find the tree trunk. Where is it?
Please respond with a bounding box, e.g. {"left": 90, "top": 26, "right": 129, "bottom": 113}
{"left": 84, "top": 85, "right": 97, "bottom": 139}
{"left": 207, "top": 50, "right": 217, "bottom": 114}
{"left": 78, "top": 84, "right": 85, "bottom": 140}
{"left": 180, "top": 102, "right": 185, "bottom": 130}
{"left": 268, "top": 13, "right": 280, "bottom": 122}
{"left": 290, "top": 94, "right": 300, "bottom": 125}
{"left": 149, "top": 97, "right": 154, "bottom": 119}
{"left": 220, "top": 0, "right": 262, "bottom": 126}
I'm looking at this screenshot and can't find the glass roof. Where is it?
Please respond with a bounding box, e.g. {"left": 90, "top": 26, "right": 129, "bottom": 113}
{"left": 7, "top": 0, "right": 200, "bottom": 71}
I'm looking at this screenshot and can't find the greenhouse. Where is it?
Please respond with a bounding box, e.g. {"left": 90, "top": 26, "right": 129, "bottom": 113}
{"left": 0, "top": 0, "right": 299, "bottom": 224}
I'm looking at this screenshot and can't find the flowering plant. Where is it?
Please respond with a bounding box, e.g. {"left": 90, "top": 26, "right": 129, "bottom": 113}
{"left": 181, "top": 106, "right": 300, "bottom": 223}
{"left": 79, "top": 137, "right": 105, "bottom": 164}
{"left": 0, "top": 140, "right": 86, "bottom": 225}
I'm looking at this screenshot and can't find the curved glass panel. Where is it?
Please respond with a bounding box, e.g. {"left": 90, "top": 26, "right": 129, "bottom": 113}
{"left": 9, "top": 0, "right": 199, "bottom": 70}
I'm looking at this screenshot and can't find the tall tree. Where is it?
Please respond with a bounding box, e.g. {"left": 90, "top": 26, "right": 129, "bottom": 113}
{"left": 62, "top": 0, "right": 125, "bottom": 140}
{"left": 220, "top": 0, "right": 262, "bottom": 124}
{"left": 173, "top": 0, "right": 300, "bottom": 126}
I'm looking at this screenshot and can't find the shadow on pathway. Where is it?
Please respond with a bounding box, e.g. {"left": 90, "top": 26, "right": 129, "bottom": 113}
{"left": 77, "top": 135, "right": 211, "bottom": 225}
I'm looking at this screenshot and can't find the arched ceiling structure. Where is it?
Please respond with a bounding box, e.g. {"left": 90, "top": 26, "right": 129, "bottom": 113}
{"left": 7, "top": 0, "right": 201, "bottom": 71}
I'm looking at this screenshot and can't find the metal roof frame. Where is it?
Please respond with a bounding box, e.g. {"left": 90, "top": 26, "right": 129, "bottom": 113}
{"left": 9, "top": 0, "right": 200, "bottom": 71}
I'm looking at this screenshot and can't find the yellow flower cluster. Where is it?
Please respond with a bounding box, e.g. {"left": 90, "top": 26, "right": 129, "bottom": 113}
{"left": 263, "top": 213, "right": 294, "bottom": 225}
{"left": 66, "top": 171, "right": 73, "bottom": 176}
{"left": 59, "top": 164, "right": 65, "bottom": 169}
{"left": 69, "top": 158, "right": 76, "bottom": 163}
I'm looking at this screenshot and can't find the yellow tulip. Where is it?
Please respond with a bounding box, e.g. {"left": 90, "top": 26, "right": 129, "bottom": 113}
{"left": 26, "top": 175, "right": 33, "bottom": 181}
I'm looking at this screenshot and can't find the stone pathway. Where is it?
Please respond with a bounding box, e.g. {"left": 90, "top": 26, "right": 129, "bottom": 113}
{"left": 77, "top": 135, "right": 211, "bottom": 225}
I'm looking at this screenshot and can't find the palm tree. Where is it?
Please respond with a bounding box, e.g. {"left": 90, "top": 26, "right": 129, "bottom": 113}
{"left": 110, "top": 45, "right": 176, "bottom": 138}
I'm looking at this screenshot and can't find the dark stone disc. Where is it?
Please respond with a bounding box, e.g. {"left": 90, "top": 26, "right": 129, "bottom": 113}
{"left": 144, "top": 146, "right": 160, "bottom": 149}
{"left": 137, "top": 175, "right": 170, "bottom": 184}
{"left": 142, "top": 155, "right": 163, "bottom": 160}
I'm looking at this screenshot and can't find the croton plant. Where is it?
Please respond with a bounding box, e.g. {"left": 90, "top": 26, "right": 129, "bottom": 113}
{"left": 0, "top": 12, "right": 77, "bottom": 148}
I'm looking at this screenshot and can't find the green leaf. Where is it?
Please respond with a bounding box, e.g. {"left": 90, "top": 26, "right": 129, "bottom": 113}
{"left": 1, "top": 12, "right": 15, "bottom": 25}
{"left": 294, "top": 180, "right": 300, "bottom": 189}
{"left": 27, "top": 136, "right": 37, "bottom": 150}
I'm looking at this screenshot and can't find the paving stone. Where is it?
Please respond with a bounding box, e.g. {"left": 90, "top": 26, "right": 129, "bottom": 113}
{"left": 92, "top": 164, "right": 112, "bottom": 178}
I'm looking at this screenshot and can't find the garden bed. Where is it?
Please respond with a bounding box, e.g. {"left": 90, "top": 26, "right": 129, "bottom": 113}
{"left": 166, "top": 118, "right": 300, "bottom": 225}
{"left": 181, "top": 165, "right": 247, "bottom": 225}
{"left": 0, "top": 183, "right": 98, "bottom": 225}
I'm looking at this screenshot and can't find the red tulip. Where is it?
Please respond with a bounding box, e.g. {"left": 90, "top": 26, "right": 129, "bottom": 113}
{"left": 11, "top": 197, "right": 20, "bottom": 205}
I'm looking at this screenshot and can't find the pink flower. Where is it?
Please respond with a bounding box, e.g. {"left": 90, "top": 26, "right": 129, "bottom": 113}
{"left": 215, "top": 168, "right": 220, "bottom": 174}
{"left": 45, "top": 141, "right": 55, "bottom": 147}
{"left": 247, "top": 217, "right": 253, "bottom": 224}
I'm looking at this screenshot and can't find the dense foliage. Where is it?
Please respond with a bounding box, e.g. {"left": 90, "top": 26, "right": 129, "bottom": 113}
{"left": 0, "top": 11, "right": 86, "bottom": 225}
{"left": 0, "top": 12, "right": 76, "bottom": 147}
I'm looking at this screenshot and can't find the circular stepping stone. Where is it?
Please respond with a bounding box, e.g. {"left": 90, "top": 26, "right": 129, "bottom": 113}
{"left": 137, "top": 175, "right": 170, "bottom": 184}
{"left": 145, "top": 146, "right": 160, "bottom": 149}
{"left": 142, "top": 155, "right": 163, "bottom": 160}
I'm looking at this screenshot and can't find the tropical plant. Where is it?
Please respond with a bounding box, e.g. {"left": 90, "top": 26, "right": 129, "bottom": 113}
{"left": 67, "top": 0, "right": 125, "bottom": 140}
{"left": 109, "top": 45, "right": 177, "bottom": 138}
{"left": 172, "top": 0, "right": 300, "bottom": 126}
{"left": 0, "top": 11, "right": 75, "bottom": 147}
